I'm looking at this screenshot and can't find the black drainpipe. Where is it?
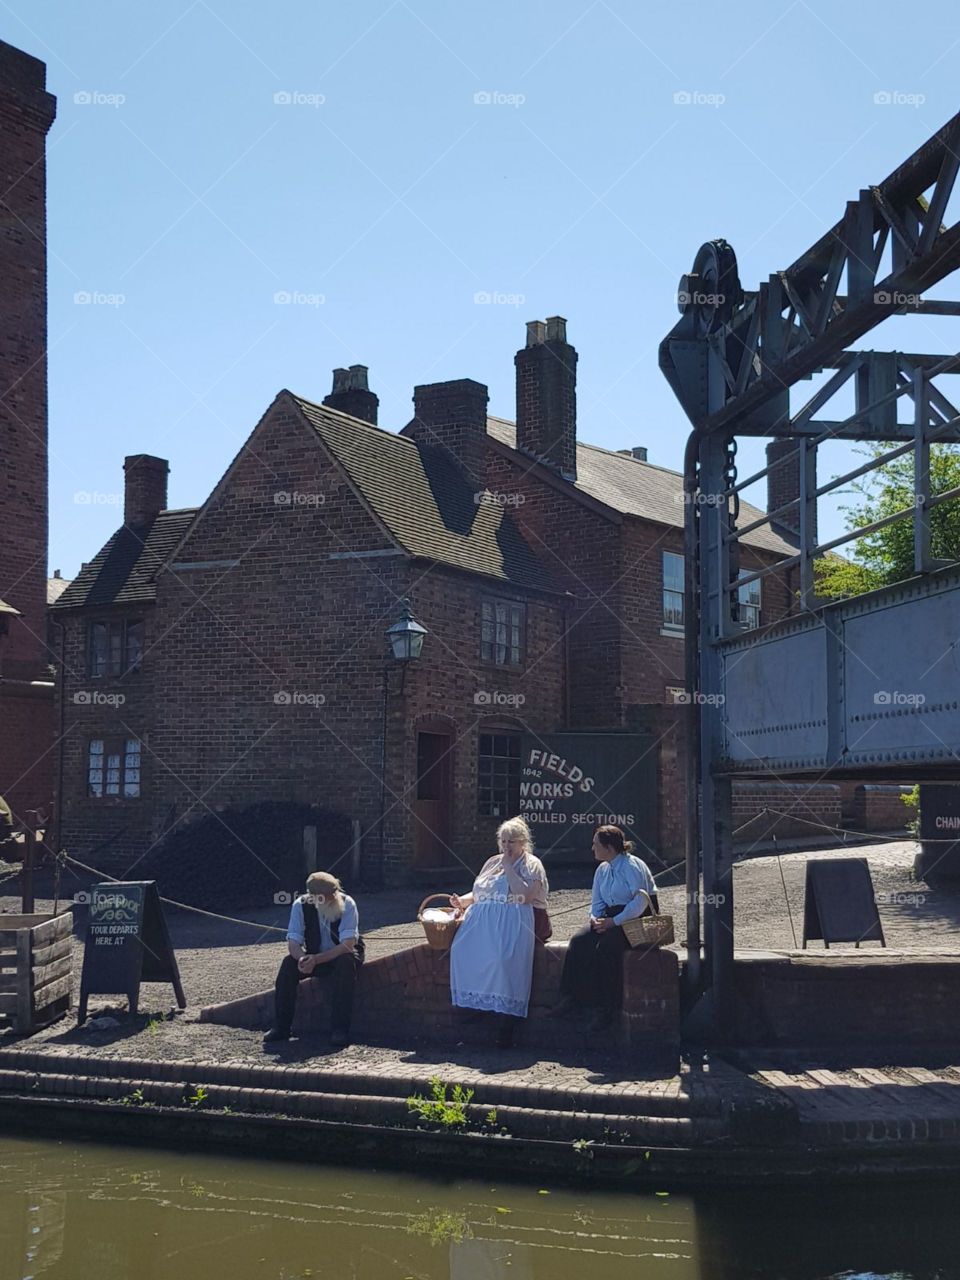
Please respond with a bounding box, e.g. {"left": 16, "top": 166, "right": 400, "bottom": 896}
{"left": 49, "top": 614, "right": 68, "bottom": 858}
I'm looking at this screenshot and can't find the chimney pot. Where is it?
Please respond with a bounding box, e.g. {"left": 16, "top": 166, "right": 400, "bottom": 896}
{"left": 544, "top": 315, "right": 567, "bottom": 343}
{"left": 323, "top": 364, "right": 379, "bottom": 425}
{"left": 525, "top": 320, "right": 547, "bottom": 347}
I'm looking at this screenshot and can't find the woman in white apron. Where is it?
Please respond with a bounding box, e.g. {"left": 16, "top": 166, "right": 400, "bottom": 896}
{"left": 448, "top": 816, "right": 548, "bottom": 1048}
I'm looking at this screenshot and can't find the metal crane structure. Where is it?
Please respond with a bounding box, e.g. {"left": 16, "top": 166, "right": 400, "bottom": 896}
{"left": 660, "top": 111, "right": 960, "bottom": 1037}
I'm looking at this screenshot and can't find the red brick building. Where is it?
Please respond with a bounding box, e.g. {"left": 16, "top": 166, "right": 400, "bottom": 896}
{"left": 52, "top": 317, "right": 823, "bottom": 886}
{"left": 0, "top": 42, "right": 57, "bottom": 827}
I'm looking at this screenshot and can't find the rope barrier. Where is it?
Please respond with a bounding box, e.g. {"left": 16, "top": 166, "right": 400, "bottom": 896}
{"left": 61, "top": 853, "right": 288, "bottom": 934}
{"left": 757, "top": 808, "right": 926, "bottom": 845}
{"left": 53, "top": 849, "right": 687, "bottom": 940}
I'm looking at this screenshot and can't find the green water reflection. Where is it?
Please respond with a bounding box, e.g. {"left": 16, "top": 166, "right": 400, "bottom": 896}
{"left": 0, "top": 1136, "right": 958, "bottom": 1280}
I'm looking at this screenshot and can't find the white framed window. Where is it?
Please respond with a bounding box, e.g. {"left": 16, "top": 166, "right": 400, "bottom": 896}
{"left": 87, "top": 737, "right": 141, "bottom": 798}
{"left": 662, "top": 552, "right": 684, "bottom": 630}
{"left": 481, "top": 599, "right": 525, "bottom": 667}
{"left": 738, "top": 569, "right": 761, "bottom": 629}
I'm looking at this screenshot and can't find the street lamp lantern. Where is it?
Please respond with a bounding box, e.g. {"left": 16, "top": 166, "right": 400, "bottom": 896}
{"left": 385, "top": 600, "right": 427, "bottom": 663}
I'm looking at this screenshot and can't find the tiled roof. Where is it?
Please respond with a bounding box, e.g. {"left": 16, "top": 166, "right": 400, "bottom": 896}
{"left": 51, "top": 509, "right": 198, "bottom": 611}
{"left": 293, "top": 395, "right": 562, "bottom": 593}
{"left": 486, "top": 417, "right": 798, "bottom": 556}
{"left": 0, "top": 596, "right": 20, "bottom": 616}
{"left": 54, "top": 393, "right": 798, "bottom": 613}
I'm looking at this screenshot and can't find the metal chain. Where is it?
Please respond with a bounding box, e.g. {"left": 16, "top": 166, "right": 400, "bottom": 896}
{"left": 724, "top": 436, "right": 740, "bottom": 625}
{"left": 724, "top": 436, "right": 739, "bottom": 521}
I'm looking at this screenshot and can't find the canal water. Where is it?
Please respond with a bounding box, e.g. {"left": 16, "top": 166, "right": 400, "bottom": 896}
{"left": 1, "top": 1135, "right": 958, "bottom": 1280}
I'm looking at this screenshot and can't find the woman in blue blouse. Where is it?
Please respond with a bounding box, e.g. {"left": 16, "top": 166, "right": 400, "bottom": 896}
{"left": 554, "top": 824, "right": 658, "bottom": 1031}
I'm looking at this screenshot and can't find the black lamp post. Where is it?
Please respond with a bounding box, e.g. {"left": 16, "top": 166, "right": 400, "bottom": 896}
{"left": 377, "top": 600, "right": 427, "bottom": 877}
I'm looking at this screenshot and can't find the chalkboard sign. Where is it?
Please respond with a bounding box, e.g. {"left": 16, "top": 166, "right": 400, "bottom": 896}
{"left": 802, "top": 858, "right": 885, "bottom": 948}
{"left": 77, "top": 881, "right": 186, "bottom": 1022}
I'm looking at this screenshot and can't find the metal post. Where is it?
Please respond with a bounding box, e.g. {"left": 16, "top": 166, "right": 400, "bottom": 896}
{"left": 913, "top": 367, "right": 932, "bottom": 573}
{"left": 698, "top": 430, "right": 736, "bottom": 1036}
{"left": 799, "top": 438, "right": 818, "bottom": 609}
{"left": 377, "top": 662, "right": 389, "bottom": 880}
{"left": 682, "top": 434, "right": 702, "bottom": 995}
{"left": 20, "top": 823, "right": 36, "bottom": 914}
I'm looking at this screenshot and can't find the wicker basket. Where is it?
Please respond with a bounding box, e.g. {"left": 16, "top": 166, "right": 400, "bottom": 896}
{"left": 620, "top": 891, "right": 675, "bottom": 949}
{"left": 418, "top": 894, "right": 461, "bottom": 950}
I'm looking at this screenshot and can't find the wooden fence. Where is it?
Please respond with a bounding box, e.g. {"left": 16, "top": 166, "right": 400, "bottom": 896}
{"left": 0, "top": 911, "right": 73, "bottom": 1032}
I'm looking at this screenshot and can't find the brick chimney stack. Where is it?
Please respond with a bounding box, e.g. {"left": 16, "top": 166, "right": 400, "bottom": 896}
{"left": 515, "top": 316, "right": 578, "bottom": 481}
{"left": 403, "top": 379, "right": 489, "bottom": 488}
{"left": 766, "top": 440, "right": 816, "bottom": 541}
{"left": 0, "top": 41, "right": 56, "bottom": 676}
{"left": 322, "top": 364, "right": 379, "bottom": 425}
{"left": 123, "top": 455, "right": 169, "bottom": 527}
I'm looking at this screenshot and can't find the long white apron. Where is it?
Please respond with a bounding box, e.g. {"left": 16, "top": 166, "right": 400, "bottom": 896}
{"left": 449, "top": 869, "right": 535, "bottom": 1018}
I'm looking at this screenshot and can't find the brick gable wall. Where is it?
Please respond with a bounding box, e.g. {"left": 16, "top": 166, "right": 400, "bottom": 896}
{"left": 57, "top": 401, "right": 567, "bottom": 885}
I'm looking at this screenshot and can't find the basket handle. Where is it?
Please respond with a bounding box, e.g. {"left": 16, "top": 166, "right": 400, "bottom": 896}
{"left": 634, "top": 888, "right": 658, "bottom": 917}
{"left": 418, "top": 893, "right": 455, "bottom": 918}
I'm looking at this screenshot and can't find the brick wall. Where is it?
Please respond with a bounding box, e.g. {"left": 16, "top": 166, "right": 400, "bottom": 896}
{"left": 201, "top": 939, "right": 681, "bottom": 1051}
{"left": 841, "top": 782, "right": 911, "bottom": 834}
{"left": 0, "top": 681, "right": 56, "bottom": 824}
{"left": 56, "top": 603, "right": 161, "bottom": 869}
{"left": 0, "top": 42, "right": 57, "bottom": 822}
{"left": 732, "top": 781, "right": 842, "bottom": 847}
{"left": 734, "top": 952, "right": 960, "bottom": 1047}
{"left": 399, "top": 567, "right": 564, "bottom": 881}
{"left": 484, "top": 447, "right": 623, "bottom": 726}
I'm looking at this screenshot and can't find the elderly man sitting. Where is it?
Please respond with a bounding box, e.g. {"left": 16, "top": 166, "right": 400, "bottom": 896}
{"left": 264, "top": 871, "right": 364, "bottom": 1049}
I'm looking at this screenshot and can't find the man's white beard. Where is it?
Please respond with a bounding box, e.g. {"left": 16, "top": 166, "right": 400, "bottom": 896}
{"left": 314, "top": 894, "right": 344, "bottom": 923}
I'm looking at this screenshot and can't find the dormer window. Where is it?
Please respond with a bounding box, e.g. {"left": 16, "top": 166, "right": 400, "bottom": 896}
{"left": 88, "top": 619, "right": 144, "bottom": 677}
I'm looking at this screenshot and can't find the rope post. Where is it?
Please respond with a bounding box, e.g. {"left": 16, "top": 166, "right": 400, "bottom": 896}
{"left": 20, "top": 824, "right": 37, "bottom": 914}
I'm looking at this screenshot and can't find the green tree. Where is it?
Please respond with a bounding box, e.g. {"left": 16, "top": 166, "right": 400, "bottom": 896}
{"left": 815, "top": 443, "right": 960, "bottom": 598}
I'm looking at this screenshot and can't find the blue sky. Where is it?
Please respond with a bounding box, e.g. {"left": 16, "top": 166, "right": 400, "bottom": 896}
{"left": 5, "top": 0, "right": 960, "bottom": 576}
